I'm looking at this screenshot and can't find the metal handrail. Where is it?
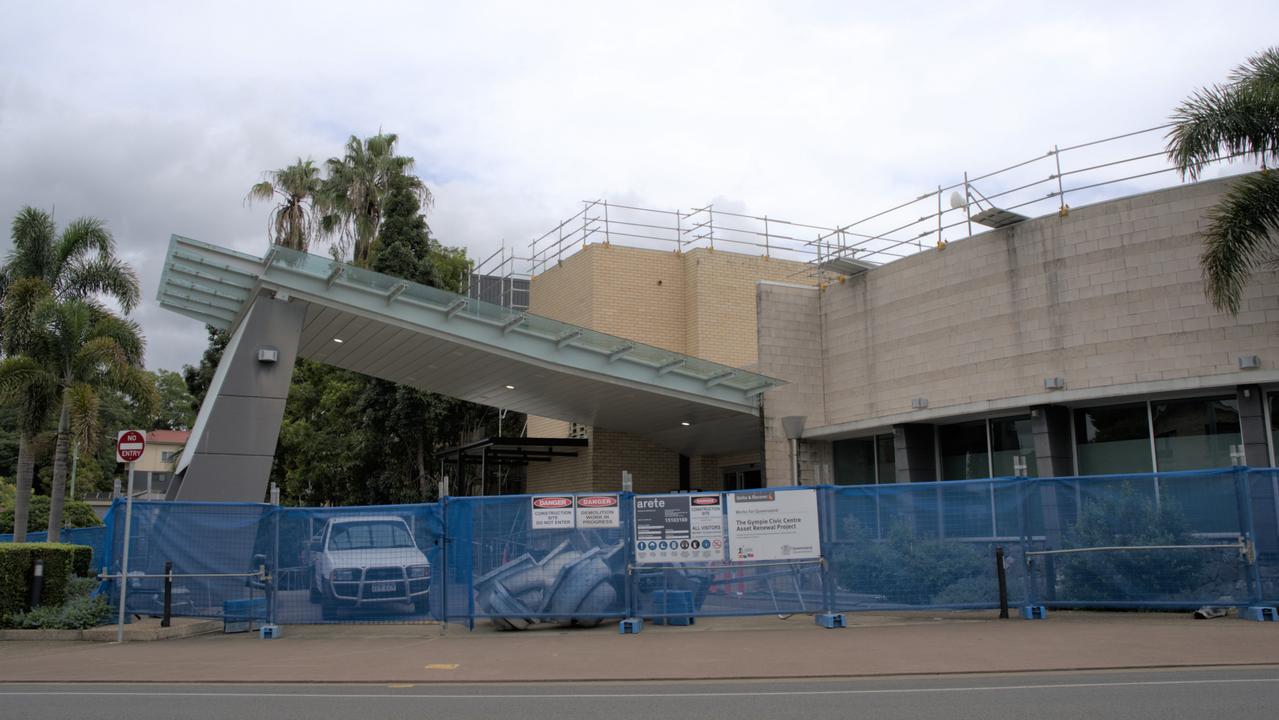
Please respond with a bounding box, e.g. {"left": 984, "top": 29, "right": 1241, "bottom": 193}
{"left": 98, "top": 569, "right": 266, "bottom": 580}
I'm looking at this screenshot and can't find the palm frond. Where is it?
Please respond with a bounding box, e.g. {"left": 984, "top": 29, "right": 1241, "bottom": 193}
{"left": 0, "top": 277, "right": 53, "bottom": 355}
{"left": 53, "top": 217, "right": 114, "bottom": 277}
{"left": 87, "top": 310, "right": 146, "bottom": 365}
{"left": 0, "top": 356, "right": 57, "bottom": 400}
{"left": 1167, "top": 47, "right": 1279, "bottom": 179}
{"left": 115, "top": 365, "right": 159, "bottom": 419}
{"left": 60, "top": 255, "right": 142, "bottom": 313}
{"left": 72, "top": 336, "right": 129, "bottom": 383}
{"left": 6, "top": 206, "right": 57, "bottom": 281}
{"left": 1200, "top": 171, "right": 1279, "bottom": 312}
{"left": 65, "top": 382, "right": 101, "bottom": 456}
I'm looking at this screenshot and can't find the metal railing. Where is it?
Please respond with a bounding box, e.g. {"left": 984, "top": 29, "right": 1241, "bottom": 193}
{"left": 478, "top": 121, "right": 1254, "bottom": 289}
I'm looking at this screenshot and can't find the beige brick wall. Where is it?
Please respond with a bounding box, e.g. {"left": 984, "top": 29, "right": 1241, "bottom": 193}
{"left": 755, "top": 282, "right": 827, "bottom": 484}
{"left": 525, "top": 242, "right": 811, "bottom": 491}
{"left": 759, "top": 177, "right": 1279, "bottom": 449}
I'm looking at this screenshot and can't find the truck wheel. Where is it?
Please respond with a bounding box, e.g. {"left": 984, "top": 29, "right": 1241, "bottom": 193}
{"left": 321, "top": 596, "right": 339, "bottom": 621}
{"left": 413, "top": 595, "right": 429, "bottom": 615}
{"left": 309, "top": 585, "right": 322, "bottom": 604}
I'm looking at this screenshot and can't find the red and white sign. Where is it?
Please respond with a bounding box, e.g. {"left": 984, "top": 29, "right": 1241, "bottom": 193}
{"left": 575, "top": 495, "right": 620, "bottom": 529}
{"left": 116, "top": 429, "right": 146, "bottom": 463}
{"left": 531, "top": 495, "right": 575, "bottom": 530}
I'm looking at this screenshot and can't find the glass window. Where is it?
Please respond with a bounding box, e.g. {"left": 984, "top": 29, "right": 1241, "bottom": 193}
{"left": 1074, "top": 403, "right": 1153, "bottom": 475}
{"left": 990, "top": 415, "right": 1037, "bottom": 477}
{"left": 832, "top": 438, "right": 876, "bottom": 485}
{"left": 939, "top": 420, "right": 989, "bottom": 480}
{"left": 875, "top": 434, "right": 896, "bottom": 484}
{"left": 1152, "top": 397, "right": 1240, "bottom": 471}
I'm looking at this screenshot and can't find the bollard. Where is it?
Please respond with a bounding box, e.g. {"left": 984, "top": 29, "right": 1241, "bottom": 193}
{"left": 162, "top": 561, "right": 173, "bottom": 628}
{"left": 29, "top": 559, "right": 45, "bottom": 609}
{"left": 995, "top": 547, "right": 1009, "bottom": 619}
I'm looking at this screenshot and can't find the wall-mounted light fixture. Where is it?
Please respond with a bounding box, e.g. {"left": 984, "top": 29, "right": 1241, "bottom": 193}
{"left": 1044, "top": 377, "right": 1066, "bottom": 391}
{"left": 911, "top": 397, "right": 928, "bottom": 409}
{"left": 1239, "top": 355, "right": 1262, "bottom": 370}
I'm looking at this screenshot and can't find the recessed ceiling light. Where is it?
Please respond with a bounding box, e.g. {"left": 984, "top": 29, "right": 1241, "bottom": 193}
{"left": 332, "top": 338, "right": 344, "bottom": 343}
{"left": 680, "top": 421, "right": 691, "bottom": 427}
{"left": 504, "top": 384, "right": 515, "bottom": 390}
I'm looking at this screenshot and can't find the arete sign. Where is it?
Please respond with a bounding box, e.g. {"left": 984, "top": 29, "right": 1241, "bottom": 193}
{"left": 633, "top": 493, "right": 725, "bottom": 564}
{"left": 726, "top": 489, "right": 820, "bottom": 562}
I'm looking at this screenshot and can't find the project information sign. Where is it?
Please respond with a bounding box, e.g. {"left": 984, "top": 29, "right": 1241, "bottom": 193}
{"left": 633, "top": 493, "right": 725, "bottom": 563}
{"left": 727, "top": 489, "right": 821, "bottom": 562}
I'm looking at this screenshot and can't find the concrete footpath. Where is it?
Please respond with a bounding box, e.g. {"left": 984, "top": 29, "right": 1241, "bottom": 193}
{"left": 1, "top": 611, "right": 1277, "bottom": 684}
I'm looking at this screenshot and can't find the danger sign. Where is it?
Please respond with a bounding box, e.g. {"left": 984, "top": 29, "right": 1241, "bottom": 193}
{"left": 116, "top": 430, "right": 146, "bottom": 463}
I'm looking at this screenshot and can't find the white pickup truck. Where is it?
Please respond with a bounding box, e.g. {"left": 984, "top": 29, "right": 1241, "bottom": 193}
{"left": 308, "top": 515, "right": 431, "bottom": 620}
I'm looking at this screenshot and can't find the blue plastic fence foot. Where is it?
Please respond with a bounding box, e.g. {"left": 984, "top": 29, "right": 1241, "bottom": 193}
{"left": 815, "top": 613, "right": 846, "bottom": 629}
{"left": 619, "top": 617, "right": 644, "bottom": 634}
{"left": 1240, "top": 606, "right": 1278, "bottom": 622}
{"left": 259, "top": 624, "right": 282, "bottom": 639}
{"left": 1021, "top": 605, "right": 1048, "bottom": 620}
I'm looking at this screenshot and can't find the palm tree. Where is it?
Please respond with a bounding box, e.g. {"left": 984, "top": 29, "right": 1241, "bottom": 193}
{"left": 246, "top": 159, "right": 323, "bottom": 252}
{"left": 0, "top": 297, "right": 155, "bottom": 541}
{"left": 1166, "top": 47, "right": 1279, "bottom": 313}
{"left": 0, "top": 207, "right": 140, "bottom": 541}
{"left": 319, "top": 132, "right": 431, "bottom": 266}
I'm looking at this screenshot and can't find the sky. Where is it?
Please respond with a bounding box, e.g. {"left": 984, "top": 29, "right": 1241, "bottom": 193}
{"left": 1, "top": 0, "right": 1275, "bottom": 372}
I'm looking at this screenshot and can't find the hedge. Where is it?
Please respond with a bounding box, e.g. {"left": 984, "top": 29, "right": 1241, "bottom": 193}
{"left": 0, "top": 543, "right": 84, "bottom": 619}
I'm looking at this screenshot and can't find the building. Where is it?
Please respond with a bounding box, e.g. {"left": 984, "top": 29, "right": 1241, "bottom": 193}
{"left": 758, "top": 176, "right": 1279, "bottom": 488}
{"left": 523, "top": 242, "right": 813, "bottom": 494}
{"left": 126, "top": 430, "right": 189, "bottom": 498}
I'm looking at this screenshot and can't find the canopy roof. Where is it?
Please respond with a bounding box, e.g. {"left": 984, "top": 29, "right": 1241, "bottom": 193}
{"left": 157, "top": 236, "right": 783, "bottom": 455}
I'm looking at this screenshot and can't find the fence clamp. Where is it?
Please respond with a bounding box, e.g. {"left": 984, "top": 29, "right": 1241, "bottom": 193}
{"left": 1242, "top": 537, "right": 1258, "bottom": 565}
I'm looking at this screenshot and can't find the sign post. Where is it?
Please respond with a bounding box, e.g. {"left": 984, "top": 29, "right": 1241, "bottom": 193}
{"left": 115, "top": 429, "right": 145, "bottom": 643}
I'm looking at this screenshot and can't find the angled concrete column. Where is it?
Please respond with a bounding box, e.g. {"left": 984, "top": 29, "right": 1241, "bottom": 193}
{"left": 1237, "top": 384, "right": 1277, "bottom": 554}
{"left": 893, "top": 424, "right": 936, "bottom": 483}
{"left": 169, "top": 296, "right": 305, "bottom": 502}
{"left": 1030, "top": 405, "right": 1073, "bottom": 478}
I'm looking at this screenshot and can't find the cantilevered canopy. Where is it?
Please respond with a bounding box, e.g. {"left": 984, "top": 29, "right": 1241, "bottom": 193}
{"left": 158, "top": 236, "right": 783, "bottom": 456}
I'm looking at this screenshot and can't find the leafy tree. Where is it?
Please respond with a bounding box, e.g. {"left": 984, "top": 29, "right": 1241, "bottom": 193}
{"left": 0, "top": 494, "right": 101, "bottom": 534}
{"left": 0, "top": 208, "right": 139, "bottom": 541}
{"left": 149, "top": 369, "right": 196, "bottom": 430}
{"left": 246, "top": 159, "right": 324, "bottom": 252}
{"left": 1166, "top": 47, "right": 1279, "bottom": 313}
{"left": 0, "top": 297, "right": 156, "bottom": 541}
{"left": 181, "top": 325, "right": 229, "bottom": 410}
{"left": 319, "top": 132, "right": 430, "bottom": 266}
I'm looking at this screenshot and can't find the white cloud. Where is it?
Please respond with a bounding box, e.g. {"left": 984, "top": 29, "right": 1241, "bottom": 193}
{"left": 1, "top": 0, "right": 1275, "bottom": 370}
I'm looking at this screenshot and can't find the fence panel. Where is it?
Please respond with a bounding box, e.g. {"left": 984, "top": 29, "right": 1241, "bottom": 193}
{"left": 272, "top": 503, "right": 441, "bottom": 624}
{"left": 826, "top": 478, "right": 1030, "bottom": 611}
{"left": 104, "top": 500, "right": 274, "bottom": 622}
{"left": 444, "top": 494, "right": 628, "bottom": 629}
{"left": 1025, "top": 470, "right": 1258, "bottom": 608}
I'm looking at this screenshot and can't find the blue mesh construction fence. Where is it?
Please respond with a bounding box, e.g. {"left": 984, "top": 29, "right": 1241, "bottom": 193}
{"left": 72, "top": 467, "right": 1279, "bottom": 628}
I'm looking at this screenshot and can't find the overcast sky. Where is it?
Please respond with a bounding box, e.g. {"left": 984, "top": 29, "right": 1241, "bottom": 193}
{"left": 2, "top": 1, "right": 1275, "bottom": 372}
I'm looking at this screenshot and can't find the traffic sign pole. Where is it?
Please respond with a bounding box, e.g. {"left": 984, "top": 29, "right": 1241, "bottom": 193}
{"left": 114, "top": 430, "right": 145, "bottom": 643}
{"left": 117, "top": 462, "right": 134, "bottom": 643}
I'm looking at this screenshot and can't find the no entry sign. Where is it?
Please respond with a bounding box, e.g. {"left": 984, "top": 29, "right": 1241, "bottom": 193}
{"left": 116, "top": 430, "right": 146, "bottom": 463}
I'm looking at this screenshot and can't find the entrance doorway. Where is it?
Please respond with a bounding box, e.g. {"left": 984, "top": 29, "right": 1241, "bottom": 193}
{"left": 722, "top": 463, "right": 763, "bottom": 491}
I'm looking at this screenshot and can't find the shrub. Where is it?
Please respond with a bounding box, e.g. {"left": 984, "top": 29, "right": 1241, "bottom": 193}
{"left": 832, "top": 520, "right": 994, "bottom": 606}
{"left": 0, "top": 495, "right": 102, "bottom": 534}
{"left": 6, "top": 588, "right": 111, "bottom": 630}
{"left": 0, "top": 543, "right": 79, "bottom": 619}
{"left": 1056, "top": 482, "right": 1208, "bottom": 602}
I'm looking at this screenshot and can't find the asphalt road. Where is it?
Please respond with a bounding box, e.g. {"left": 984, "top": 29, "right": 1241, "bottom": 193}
{"left": 2, "top": 667, "right": 1277, "bottom": 720}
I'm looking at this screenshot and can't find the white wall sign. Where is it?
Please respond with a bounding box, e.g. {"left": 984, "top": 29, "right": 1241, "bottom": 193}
{"left": 727, "top": 489, "right": 820, "bottom": 562}
{"left": 531, "top": 495, "right": 575, "bottom": 530}
{"left": 575, "top": 495, "right": 620, "bottom": 529}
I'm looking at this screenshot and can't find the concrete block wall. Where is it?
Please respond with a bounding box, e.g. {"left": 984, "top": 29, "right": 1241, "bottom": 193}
{"left": 755, "top": 282, "right": 827, "bottom": 485}
{"left": 793, "top": 176, "right": 1279, "bottom": 433}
